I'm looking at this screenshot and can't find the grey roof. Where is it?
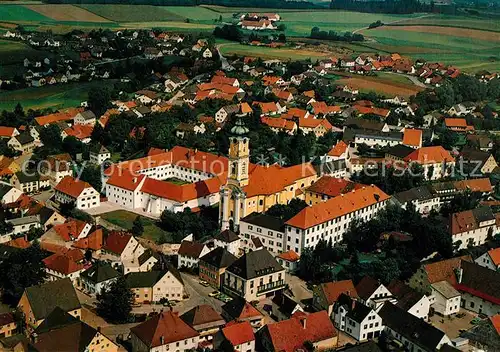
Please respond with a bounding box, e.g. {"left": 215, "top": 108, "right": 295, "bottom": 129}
{"left": 90, "top": 144, "right": 110, "bottom": 155}
{"left": 353, "top": 128, "right": 403, "bottom": 141}
{"left": 199, "top": 247, "right": 237, "bottom": 269}
{"left": 34, "top": 306, "right": 79, "bottom": 334}
{"left": 346, "top": 301, "right": 373, "bottom": 323}
{"left": 344, "top": 118, "right": 386, "bottom": 131}
{"left": 80, "top": 262, "right": 121, "bottom": 284}
{"left": 394, "top": 186, "right": 434, "bottom": 204}
{"left": 459, "top": 260, "right": 500, "bottom": 301}
{"left": 15, "top": 132, "right": 34, "bottom": 145}
{"left": 378, "top": 302, "right": 447, "bottom": 351}
{"left": 386, "top": 144, "right": 415, "bottom": 159}
{"left": 14, "top": 171, "right": 40, "bottom": 184}
{"left": 125, "top": 271, "right": 168, "bottom": 288}
{"left": 240, "top": 213, "right": 284, "bottom": 233}
{"left": 25, "top": 278, "right": 81, "bottom": 320}
{"left": 226, "top": 248, "right": 283, "bottom": 280}
{"left": 336, "top": 341, "right": 383, "bottom": 352}
{"left": 138, "top": 249, "right": 159, "bottom": 266}
{"left": 271, "top": 291, "right": 300, "bottom": 317}
{"left": 0, "top": 184, "right": 13, "bottom": 198}
{"left": 78, "top": 110, "right": 96, "bottom": 120}
{"left": 6, "top": 215, "right": 39, "bottom": 226}
{"left": 215, "top": 230, "right": 239, "bottom": 243}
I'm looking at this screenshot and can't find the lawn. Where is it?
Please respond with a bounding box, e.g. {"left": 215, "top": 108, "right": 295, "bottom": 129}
{"left": 162, "top": 6, "right": 232, "bottom": 21}
{"left": 101, "top": 210, "right": 171, "bottom": 243}
{"left": 394, "top": 14, "right": 500, "bottom": 32}
{"left": 219, "top": 42, "right": 331, "bottom": 60}
{"left": 26, "top": 4, "right": 110, "bottom": 22}
{"left": 165, "top": 177, "right": 190, "bottom": 185}
{"left": 79, "top": 4, "right": 185, "bottom": 22}
{"left": 0, "top": 80, "right": 118, "bottom": 111}
{"left": 0, "top": 4, "right": 51, "bottom": 21}
{"left": 0, "top": 39, "right": 53, "bottom": 66}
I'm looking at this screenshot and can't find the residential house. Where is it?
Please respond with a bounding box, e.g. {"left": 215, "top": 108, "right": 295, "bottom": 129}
{"left": 459, "top": 149, "right": 498, "bottom": 175}
{"left": 355, "top": 276, "right": 394, "bottom": 310}
{"left": 6, "top": 215, "right": 41, "bottom": 236}
{"left": 80, "top": 261, "right": 121, "bottom": 296}
{"left": 444, "top": 118, "right": 474, "bottom": 132}
{"left": 89, "top": 144, "right": 111, "bottom": 164}
{"left": 214, "top": 230, "right": 240, "bottom": 256}
{"left": 180, "top": 305, "right": 225, "bottom": 344}
{"left": 125, "top": 267, "right": 185, "bottom": 304}
{"left": 32, "top": 307, "right": 117, "bottom": 351}
{"left": 0, "top": 184, "right": 22, "bottom": 204}
{"left": 213, "top": 321, "right": 255, "bottom": 352}
{"left": 387, "top": 280, "right": 430, "bottom": 320}
{"left": 298, "top": 118, "right": 333, "bottom": 138}
{"left": 258, "top": 311, "right": 338, "bottom": 352}
{"left": 222, "top": 248, "right": 285, "bottom": 302}
{"left": 10, "top": 171, "right": 50, "bottom": 193}
{"left": 448, "top": 104, "right": 469, "bottom": 117}
{"left": 449, "top": 207, "right": 496, "bottom": 251}
{"left": 177, "top": 240, "right": 210, "bottom": 269}
{"left": 403, "top": 146, "right": 455, "bottom": 180}
{"left": 333, "top": 295, "right": 383, "bottom": 342}
{"left": 0, "top": 126, "right": 19, "bottom": 139}
{"left": 42, "top": 154, "right": 73, "bottom": 186}
{"left": 271, "top": 291, "right": 304, "bottom": 321}
{"left": 0, "top": 312, "right": 16, "bottom": 338}
{"left": 17, "top": 278, "right": 81, "bottom": 330}
{"left": 475, "top": 247, "right": 500, "bottom": 271}
{"left": 276, "top": 250, "right": 300, "bottom": 273}
{"left": 430, "top": 280, "right": 461, "bottom": 316}
{"left": 221, "top": 296, "right": 264, "bottom": 329}
{"left": 8, "top": 132, "right": 35, "bottom": 154}
{"left": 103, "top": 231, "right": 146, "bottom": 271}
{"left": 261, "top": 117, "right": 297, "bottom": 135}
{"left": 378, "top": 303, "right": 451, "bottom": 352}
{"left": 456, "top": 260, "right": 500, "bottom": 316}
{"left": 199, "top": 247, "right": 237, "bottom": 289}
{"left": 73, "top": 110, "right": 97, "bottom": 125}
{"left": 130, "top": 311, "right": 199, "bottom": 352}
{"left": 408, "top": 255, "right": 472, "bottom": 294}
{"left": 42, "top": 250, "right": 85, "bottom": 284}
{"left": 54, "top": 176, "right": 101, "bottom": 210}
{"left": 402, "top": 128, "right": 423, "bottom": 149}
{"left": 325, "top": 141, "right": 349, "bottom": 162}
{"left": 313, "top": 280, "right": 358, "bottom": 317}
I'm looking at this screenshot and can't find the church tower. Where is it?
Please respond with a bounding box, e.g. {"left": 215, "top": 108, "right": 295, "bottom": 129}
{"left": 220, "top": 118, "right": 250, "bottom": 231}
{"left": 228, "top": 118, "right": 250, "bottom": 187}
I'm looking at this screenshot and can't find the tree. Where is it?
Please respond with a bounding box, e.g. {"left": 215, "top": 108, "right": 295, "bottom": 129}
{"left": 78, "top": 164, "right": 102, "bottom": 193}
{"left": 96, "top": 277, "right": 134, "bottom": 323}
{"left": 132, "top": 216, "right": 144, "bottom": 236}
{"left": 88, "top": 87, "right": 111, "bottom": 117}
{"left": 0, "top": 242, "right": 47, "bottom": 304}
{"left": 266, "top": 199, "right": 307, "bottom": 221}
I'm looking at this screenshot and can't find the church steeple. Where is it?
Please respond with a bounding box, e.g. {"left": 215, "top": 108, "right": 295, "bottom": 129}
{"left": 228, "top": 118, "right": 250, "bottom": 187}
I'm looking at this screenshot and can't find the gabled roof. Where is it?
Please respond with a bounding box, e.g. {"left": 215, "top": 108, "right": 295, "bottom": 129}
{"left": 24, "top": 278, "right": 81, "bottom": 321}
{"left": 72, "top": 228, "right": 103, "bottom": 251}
{"left": 456, "top": 260, "right": 500, "bottom": 305}
{"left": 486, "top": 247, "right": 500, "bottom": 266}
{"left": 178, "top": 240, "right": 206, "bottom": 259}
{"left": 345, "top": 300, "right": 373, "bottom": 323}
{"left": 402, "top": 128, "right": 422, "bottom": 148}
{"left": 222, "top": 321, "right": 255, "bottom": 346}
{"left": 328, "top": 140, "right": 348, "bottom": 157}
{"left": 54, "top": 176, "right": 94, "bottom": 198}
{"left": 222, "top": 296, "right": 263, "bottom": 320}
{"left": 131, "top": 311, "right": 199, "bottom": 348}
{"left": 125, "top": 270, "right": 174, "bottom": 288}
{"left": 378, "top": 302, "right": 448, "bottom": 351}
{"left": 306, "top": 177, "right": 362, "bottom": 198}
{"left": 277, "top": 250, "right": 300, "bottom": 262}
{"left": 80, "top": 261, "right": 121, "bottom": 284}
{"left": 422, "top": 255, "right": 472, "bottom": 285}
{"left": 387, "top": 280, "right": 425, "bottom": 311}
{"left": 103, "top": 231, "right": 133, "bottom": 255}
{"left": 199, "top": 247, "right": 237, "bottom": 269}
{"left": 272, "top": 291, "right": 301, "bottom": 317}
{"left": 226, "top": 248, "right": 283, "bottom": 280}
{"left": 261, "top": 311, "right": 337, "bottom": 352}
{"left": 355, "top": 276, "right": 381, "bottom": 301}
{"left": 215, "top": 229, "right": 239, "bottom": 243}
{"left": 180, "top": 305, "right": 225, "bottom": 329}
{"left": 286, "top": 185, "right": 390, "bottom": 229}
{"left": 450, "top": 206, "right": 495, "bottom": 235}
{"left": 53, "top": 219, "right": 89, "bottom": 242}
{"left": 317, "top": 280, "right": 358, "bottom": 305}
{"left": 42, "top": 253, "right": 84, "bottom": 275}
{"left": 240, "top": 213, "right": 284, "bottom": 232}
{"left": 403, "top": 146, "right": 454, "bottom": 165}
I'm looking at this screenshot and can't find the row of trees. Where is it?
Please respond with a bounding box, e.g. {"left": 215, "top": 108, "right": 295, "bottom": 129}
{"left": 310, "top": 27, "right": 364, "bottom": 42}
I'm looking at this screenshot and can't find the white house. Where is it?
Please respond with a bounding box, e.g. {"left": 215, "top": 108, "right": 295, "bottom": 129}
{"left": 89, "top": 144, "right": 111, "bottom": 165}
{"left": 431, "top": 280, "right": 461, "bottom": 316}
{"left": 213, "top": 230, "right": 240, "bottom": 257}
{"left": 239, "top": 213, "right": 285, "bottom": 255}
{"left": 73, "top": 110, "right": 96, "bottom": 125}
{"left": 355, "top": 276, "right": 395, "bottom": 310}
{"left": 177, "top": 240, "right": 210, "bottom": 269}
{"left": 42, "top": 252, "right": 85, "bottom": 285}
{"left": 54, "top": 176, "right": 101, "bottom": 210}
{"left": 80, "top": 262, "right": 121, "bottom": 296}
{"left": 0, "top": 184, "right": 22, "bottom": 204}
{"left": 103, "top": 231, "right": 146, "bottom": 270}
{"left": 450, "top": 207, "right": 496, "bottom": 251}
{"left": 475, "top": 247, "right": 500, "bottom": 271}
{"left": 334, "top": 295, "right": 383, "bottom": 342}
{"left": 214, "top": 321, "right": 255, "bottom": 352}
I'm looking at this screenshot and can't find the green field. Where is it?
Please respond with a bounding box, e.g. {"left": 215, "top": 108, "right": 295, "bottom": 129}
{"left": 0, "top": 4, "right": 51, "bottom": 21}
{"left": 0, "top": 39, "right": 53, "bottom": 65}
{"left": 163, "top": 6, "right": 232, "bottom": 21}
{"left": 0, "top": 80, "right": 117, "bottom": 111}
{"left": 394, "top": 14, "right": 500, "bottom": 32}
{"left": 101, "top": 210, "right": 171, "bottom": 242}
{"left": 219, "top": 42, "right": 331, "bottom": 60}
{"left": 79, "top": 4, "right": 185, "bottom": 22}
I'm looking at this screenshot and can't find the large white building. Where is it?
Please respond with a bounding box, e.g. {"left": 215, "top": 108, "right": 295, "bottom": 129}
{"left": 54, "top": 176, "right": 100, "bottom": 210}
{"left": 239, "top": 213, "right": 285, "bottom": 255}
{"left": 284, "top": 185, "right": 390, "bottom": 254}
{"left": 450, "top": 207, "right": 497, "bottom": 251}
{"left": 104, "top": 146, "right": 228, "bottom": 216}
{"left": 430, "top": 281, "right": 461, "bottom": 316}
{"left": 334, "top": 295, "right": 383, "bottom": 342}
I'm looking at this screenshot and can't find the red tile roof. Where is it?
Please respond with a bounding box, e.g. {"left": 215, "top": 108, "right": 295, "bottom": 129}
{"left": 423, "top": 256, "right": 472, "bottom": 285}
{"left": 263, "top": 311, "right": 337, "bottom": 352}
{"left": 42, "top": 252, "right": 84, "bottom": 275}
{"left": 328, "top": 141, "right": 348, "bottom": 157}
{"left": 490, "top": 314, "right": 500, "bottom": 335}
{"left": 487, "top": 248, "right": 500, "bottom": 266}
{"left": 286, "top": 185, "right": 389, "bottom": 229}
{"left": 402, "top": 128, "right": 422, "bottom": 148}
{"left": 222, "top": 321, "right": 255, "bottom": 346}
{"left": 103, "top": 231, "right": 133, "bottom": 255}
{"left": 404, "top": 146, "right": 455, "bottom": 165}
{"left": 306, "top": 177, "right": 363, "bottom": 198}
{"left": 277, "top": 250, "right": 300, "bottom": 262}
{"left": 35, "top": 108, "right": 83, "bottom": 126}
{"left": 6, "top": 237, "right": 30, "bottom": 249}
{"left": 54, "top": 176, "right": 94, "bottom": 198}
{"left": 211, "top": 75, "right": 237, "bottom": 86}
{"left": 318, "top": 280, "right": 358, "bottom": 305}
{"left": 53, "top": 219, "right": 89, "bottom": 242}
{"left": 0, "top": 313, "right": 14, "bottom": 327}
{"left": 141, "top": 176, "right": 224, "bottom": 203}
{"left": 261, "top": 117, "right": 296, "bottom": 131}
{"left": 0, "top": 126, "right": 16, "bottom": 138}
{"left": 72, "top": 229, "right": 103, "bottom": 251}
{"left": 131, "top": 311, "right": 199, "bottom": 348}
{"left": 445, "top": 118, "right": 467, "bottom": 128}
{"left": 64, "top": 124, "right": 93, "bottom": 140}
{"left": 298, "top": 118, "right": 332, "bottom": 130}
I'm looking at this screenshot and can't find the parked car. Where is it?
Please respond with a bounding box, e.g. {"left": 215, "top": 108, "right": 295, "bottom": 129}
{"left": 199, "top": 280, "right": 210, "bottom": 287}
{"left": 209, "top": 290, "right": 219, "bottom": 297}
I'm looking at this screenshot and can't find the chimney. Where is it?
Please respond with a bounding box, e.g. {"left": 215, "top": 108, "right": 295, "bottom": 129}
{"left": 299, "top": 316, "right": 307, "bottom": 329}
{"left": 456, "top": 267, "right": 464, "bottom": 284}
{"left": 132, "top": 177, "right": 137, "bottom": 183}
{"left": 160, "top": 336, "right": 164, "bottom": 345}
